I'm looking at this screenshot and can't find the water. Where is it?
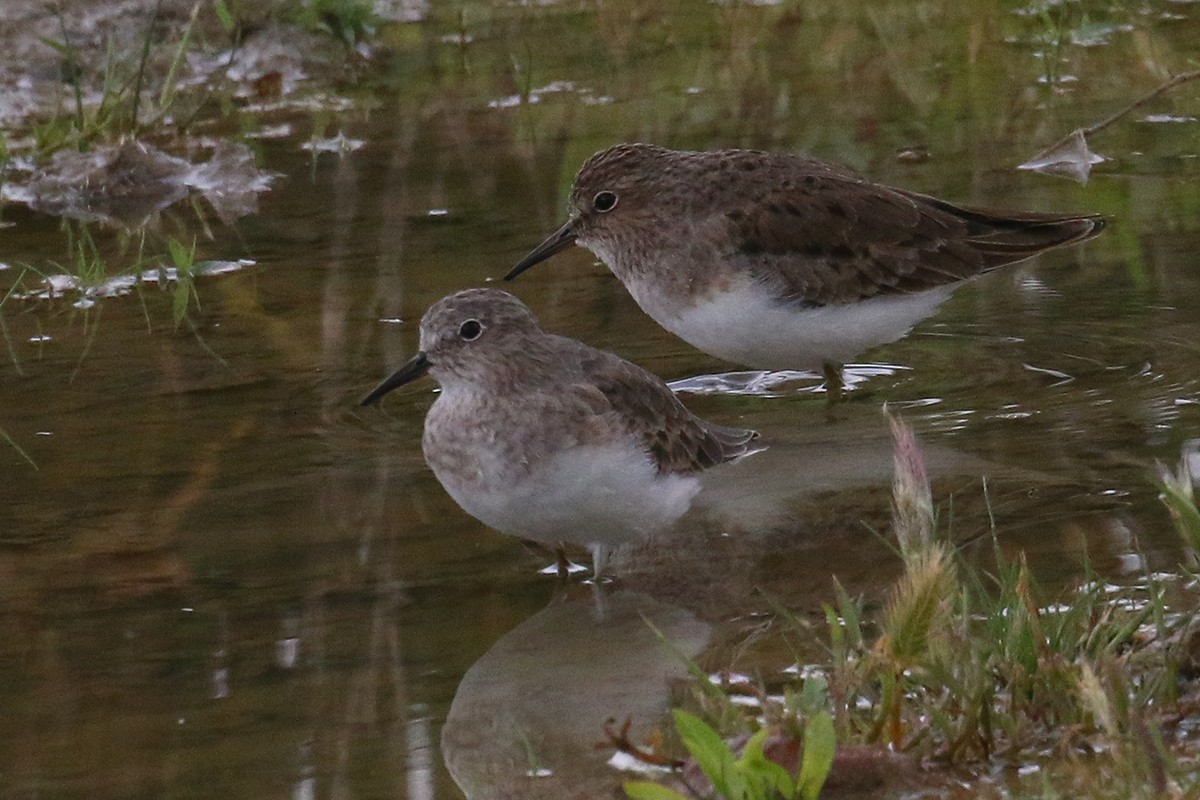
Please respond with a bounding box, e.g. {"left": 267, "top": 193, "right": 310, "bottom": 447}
{"left": 1, "top": 1, "right": 1199, "bottom": 797}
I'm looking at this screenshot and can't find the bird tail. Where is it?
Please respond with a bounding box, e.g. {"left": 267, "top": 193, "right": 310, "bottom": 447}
{"left": 931, "top": 196, "right": 1107, "bottom": 257}
{"left": 703, "top": 422, "right": 762, "bottom": 465}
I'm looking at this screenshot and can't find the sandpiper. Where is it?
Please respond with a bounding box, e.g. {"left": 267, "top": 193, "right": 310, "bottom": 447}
{"left": 507, "top": 143, "right": 1104, "bottom": 394}
{"left": 361, "top": 288, "right": 758, "bottom": 577}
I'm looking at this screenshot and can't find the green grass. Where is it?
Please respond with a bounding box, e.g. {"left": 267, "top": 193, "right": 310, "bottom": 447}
{"left": 1157, "top": 459, "right": 1200, "bottom": 557}
{"left": 32, "top": 2, "right": 201, "bottom": 155}
{"left": 625, "top": 708, "right": 835, "bottom": 800}
{"left": 299, "top": 0, "right": 378, "bottom": 46}
{"left": 213, "top": 0, "right": 379, "bottom": 48}
{"left": 4, "top": 224, "right": 214, "bottom": 340}
{"left": 0, "top": 424, "right": 38, "bottom": 470}
{"left": 26, "top": 0, "right": 373, "bottom": 158}
{"left": 623, "top": 413, "right": 1200, "bottom": 799}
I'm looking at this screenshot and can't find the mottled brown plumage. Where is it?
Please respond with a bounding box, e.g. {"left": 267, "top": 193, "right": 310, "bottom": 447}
{"left": 508, "top": 143, "right": 1105, "bottom": 374}
{"left": 361, "top": 288, "right": 757, "bottom": 575}
{"left": 569, "top": 347, "right": 757, "bottom": 474}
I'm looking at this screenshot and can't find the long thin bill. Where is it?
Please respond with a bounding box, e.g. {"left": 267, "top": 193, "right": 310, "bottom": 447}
{"left": 360, "top": 352, "right": 431, "bottom": 406}
{"left": 505, "top": 220, "right": 577, "bottom": 280}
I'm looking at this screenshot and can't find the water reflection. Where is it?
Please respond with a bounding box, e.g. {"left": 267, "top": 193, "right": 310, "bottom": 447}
{"left": 8, "top": 141, "right": 273, "bottom": 229}
{"left": 1, "top": 0, "right": 1199, "bottom": 797}
{"left": 668, "top": 364, "right": 911, "bottom": 398}
{"left": 611, "top": 423, "right": 1144, "bottom": 603}
{"left": 1185, "top": 440, "right": 1200, "bottom": 487}
{"left": 442, "top": 589, "right": 710, "bottom": 799}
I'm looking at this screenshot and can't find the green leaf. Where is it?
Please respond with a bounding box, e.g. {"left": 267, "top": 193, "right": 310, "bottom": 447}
{"left": 172, "top": 281, "right": 190, "bottom": 326}
{"left": 796, "top": 712, "right": 836, "bottom": 800}
{"left": 0, "top": 425, "right": 38, "bottom": 470}
{"left": 725, "top": 769, "right": 752, "bottom": 800}
{"left": 623, "top": 780, "right": 689, "bottom": 800}
{"left": 1157, "top": 461, "right": 1200, "bottom": 553}
{"left": 37, "top": 36, "right": 71, "bottom": 56}
{"left": 168, "top": 237, "right": 195, "bottom": 272}
{"left": 673, "top": 710, "right": 735, "bottom": 796}
{"left": 832, "top": 577, "right": 863, "bottom": 650}
{"left": 823, "top": 603, "right": 845, "bottom": 664}
{"left": 737, "top": 727, "right": 794, "bottom": 798}
{"left": 799, "top": 673, "right": 829, "bottom": 714}
{"left": 213, "top": 0, "right": 235, "bottom": 32}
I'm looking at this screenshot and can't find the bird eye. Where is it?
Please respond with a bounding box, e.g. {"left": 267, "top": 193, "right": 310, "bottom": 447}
{"left": 459, "top": 319, "right": 483, "bottom": 341}
{"left": 592, "top": 191, "right": 618, "bottom": 212}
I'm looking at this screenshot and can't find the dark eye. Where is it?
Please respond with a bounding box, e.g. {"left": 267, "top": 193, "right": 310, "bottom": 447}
{"left": 592, "top": 191, "right": 618, "bottom": 212}
{"left": 459, "top": 319, "right": 483, "bottom": 340}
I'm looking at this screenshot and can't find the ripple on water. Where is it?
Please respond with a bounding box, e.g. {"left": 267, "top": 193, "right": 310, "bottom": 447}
{"left": 668, "top": 363, "right": 910, "bottom": 397}
{"left": 13, "top": 259, "right": 255, "bottom": 308}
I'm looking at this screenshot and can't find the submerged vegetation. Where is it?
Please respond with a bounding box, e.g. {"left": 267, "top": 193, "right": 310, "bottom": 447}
{"left": 30, "top": 2, "right": 201, "bottom": 155}
{"left": 0, "top": 223, "right": 245, "bottom": 391}
{"left": 620, "top": 414, "right": 1200, "bottom": 799}
{"left": 0, "top": 0, "right": 360, "bottom": 378}
{"left": 19, "top": 0, "right": 380, "bottom": 158}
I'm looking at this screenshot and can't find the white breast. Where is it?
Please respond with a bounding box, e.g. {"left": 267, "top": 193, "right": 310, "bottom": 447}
{"left": 643, "top": 278, "right": 952, "bottom": 371}
{"left": 428, "top": 438, "right": 700, "bottom": 550}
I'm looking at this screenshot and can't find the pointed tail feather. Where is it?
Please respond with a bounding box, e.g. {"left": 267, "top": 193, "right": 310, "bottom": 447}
{"left": 966, "top": 214, "right": 1105, "bottom": 255}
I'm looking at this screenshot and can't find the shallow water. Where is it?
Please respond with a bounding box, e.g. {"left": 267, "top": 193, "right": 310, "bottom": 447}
{"left": 1, "top": 1, "right": 1199, "bottom": 798}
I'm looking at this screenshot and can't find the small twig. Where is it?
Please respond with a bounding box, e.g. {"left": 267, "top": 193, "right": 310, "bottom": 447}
{"left": 1083, "top": 69, "right": 1200, "bottom": 137}
{"left": 1035, "top": 69, "right": 1200, "bottom": 155}
{"left": 601, "top": 716, "right": 685, "bottom": 769}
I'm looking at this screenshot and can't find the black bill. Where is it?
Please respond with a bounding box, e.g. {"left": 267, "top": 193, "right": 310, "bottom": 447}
{"left": 505, "top": 220, "right": 577, "bottom": 280}
{"left": 360, "top": 352, "right": 431, "bottom": 406}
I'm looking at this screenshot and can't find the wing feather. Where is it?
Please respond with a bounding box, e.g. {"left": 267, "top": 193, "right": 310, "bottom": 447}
{"left": 720, "top": 170, "right": 1103, "bottom": 306}
{"left": 565, "top": 347, "right": 758, "bottom": 474}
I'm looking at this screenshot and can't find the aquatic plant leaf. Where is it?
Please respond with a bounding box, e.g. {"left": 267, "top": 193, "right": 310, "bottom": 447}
{"left": 799, "top": 673, "right": 830, "bottom": 713}
{"left": 172, "top": 280, "right": 191, "bottom": 326}
{"left": 824, "top": 603, "right": 846, "bottom": 664}
{"left": 1018, "top": 129, "right": 1106, "bottom": 184}
{"left": 833, "top": 576, "right": 864, "bottom": 651}
{"left": 168, "top": 237, "right": 195, "bottom": 271}
{"left": 1156, "top": 459, "right": 1200, "bottom": 554}
{"left": 797, "top": 712, "right": 836, "bottom": 800}
{"left": 214, "top": 0, "right": 236, "bottom": 33}
{"left": 736, "top": 728, "right": 794, "bottom": 798}
{"left": 0, "top": 425, "right": 38, "bottom": 470}
{"left": 36, "top": 36, "right": 72, "bottom": 57}
{"left": 672, "top": 710, "right": 736, "bottom": 796}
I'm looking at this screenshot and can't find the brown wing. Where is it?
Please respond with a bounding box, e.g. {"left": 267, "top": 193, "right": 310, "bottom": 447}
{"left": 722, "top": 171, "right": 1104, "bottom": 306}
{"left": 568, "top": 347, "right": 758, "bottom": 475}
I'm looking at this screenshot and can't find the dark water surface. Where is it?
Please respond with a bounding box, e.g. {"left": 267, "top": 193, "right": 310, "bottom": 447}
{"left": 2, "top": 1, "right": 1199, "bottom": 798}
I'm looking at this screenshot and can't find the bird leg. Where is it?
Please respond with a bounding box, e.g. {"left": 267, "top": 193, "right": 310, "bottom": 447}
{"left": 822, "top": 361, "right": 845, "bottom": 405}
{"left": 555, "top": 544, "right": 573, "bottom": 580}
{"left": 590, "top": 543, "right": 611, "bottom": 583}
{"left": 527, "top": 539, "right": 580, "bottom": 579}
